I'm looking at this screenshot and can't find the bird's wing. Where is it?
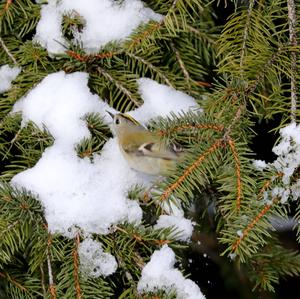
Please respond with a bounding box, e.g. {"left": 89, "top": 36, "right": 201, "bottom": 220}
{"left": 121, "top": 131, "right": 183, "bottom": 160}
{"left": 137, "top": 142, "right": 181, "bottom": 160}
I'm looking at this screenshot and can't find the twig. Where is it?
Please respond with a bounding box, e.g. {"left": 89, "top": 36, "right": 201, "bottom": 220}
{"left": 232, "top": 197, "right": 278, "bottom": 252}
{"left": 170, "top": 41, "right": 191, "bottom": 90}
{"left": 0, "top": 37, "right": 17, "bottom": 65}
{"left": 96, "top": 66, "right": 140, "bottom": 107}
{"left": 287, "top": 0, "right": 298, "bottom": 122}
{"left": 126, "top": 52, "right": 174, "bottom": 88}
{"left": 47, "top": 249, "right": 56, "bottom": 299}
{"left": 245, "top": 46, "right": 283, "bottom": 95}
{"left": 227, "top": 138, "right": 242, "bottom": 211}
{"left": 40, "top": 264, "right": 47, "bottom": 298}
{"left": 240, "top": 0, "right": 254, "bottom": 72}
{"left": 223, "top": 106, "right": 244, "bottom": 140}
{"left": 160, "top": 139, "right": 223, "bottom": 201}
{"left": 0, "top": 272, "right": 27, "bottom": 292}
{"left": 73, "top": 233, "right": 81, "bottom": 299}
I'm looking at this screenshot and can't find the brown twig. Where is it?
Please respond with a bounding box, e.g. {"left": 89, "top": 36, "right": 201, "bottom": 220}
{"left": 73, "top": 233, "right": 82, "bottom": 299}
{"left": 158, "top": 123, "right": 224, "bottom": 136}
{"left": 0, "top": 272, "right": 27, "bottom": 292}
{"left": 287, "top": 0, "right": 298, "bottom": 122}
{"left": 227, "top": 138, "right": 242, "bottom": 210}
{"left": 171, "top": 41, "right": 191, "bottom": 89}
{"left": 66, "top": 50, "right": 117, "bottom": 62}
{"left": 231, "top": 198, "right": 277, "bottom": 252}
{"left": 0, "top": 37, "right": 17, "bottom": 65}
{"left": 160, "top": 139, "right": 223, "bottom": 201}
{"left": 47, "top": 244, "right": 56, "bottom": 299}
{"left": 96, "top": 66, "right": 140, "bottom": 107}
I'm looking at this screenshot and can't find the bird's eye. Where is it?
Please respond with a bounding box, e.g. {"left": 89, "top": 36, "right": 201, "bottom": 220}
{"left": 115, "top": 118, "right": 120, "bottom": 125}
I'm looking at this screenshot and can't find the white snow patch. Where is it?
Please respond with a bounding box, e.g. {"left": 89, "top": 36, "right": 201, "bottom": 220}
{"left": 130, "top": 78, "right": 200, "bottom": 124}
{"left": 78, "top": 237, "right": 117, "bottom": 277}
{"left": 154, "top": 215, "right": 194, "bottom": 242}
{"left": 0, "top": 65, "right": 21, "bottom": 93}
{"left": 137, "top": 245, "right": 205, "bottom": 299}
{"left": 10, "top": 71, "right": 198, "bottom": 238}
{"left": 34, "top": 0, "right": 162, "bottom": 54}
{"left": 252, "top": 159, "right": 267, "bottom": 171}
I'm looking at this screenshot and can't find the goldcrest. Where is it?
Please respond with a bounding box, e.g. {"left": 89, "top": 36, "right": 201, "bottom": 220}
{"left": 107, "top": 112, "right": 183, "bottom": 175}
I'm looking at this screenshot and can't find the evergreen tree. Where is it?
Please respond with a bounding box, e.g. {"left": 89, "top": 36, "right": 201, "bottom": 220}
{"left": 0, "top": 0, "right": 299, "bottom": 298}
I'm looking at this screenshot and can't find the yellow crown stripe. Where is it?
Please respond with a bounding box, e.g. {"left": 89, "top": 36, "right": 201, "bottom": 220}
{"left": 120, "top": 113, "right": 141, "bottom": 126}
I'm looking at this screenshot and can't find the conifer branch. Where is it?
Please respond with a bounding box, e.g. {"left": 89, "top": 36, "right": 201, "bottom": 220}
{"left": 231, "top": 197, "right": 278, "bottom": 253}
{"left": 0, "top": 271, "right": 27, "bottom": 292}
{"left": 186, "top": 24, "right": 216, "bottom": 44}
{"left": 245, "top": 46, "right": 283, "bottom": 95}
{"left": 40, "top": 264, "right": 47, "bottom": 298}
{"left": 227, "top": 138, "right": 242, "bottom": 211}
{"left": 47, "top": 247, "right": 56, "bottom": 299}
{"left": 127, "top": 22, "right": 162, "bottom": 50}
{"left": 287, "top": 0, "right": 298, "bottom": 122}
{"left": 66, "top": 50, "right": 118, "bottom": 62}
{"left": 160, "top": 139, "right": 223, "bottom": 202}
{"left": 0, "top": 36, "right": 17, "bottom": 65}
{"left": 0, "top": 0, "right": 13, "bottom": 15}
{"left": 125, "top": 51, "right": 174, "bottom": 87}
{"left": 240, "top": 0, "right": 254, "bottom": 72}
{"left": 96, "top": 66, "right": 140, "bottom": 107}
{"left": 258, "top": 172, "right": 283, "bottom": 199}
{"left": 73, "top": 233, "right": 82, "bottom": 299}
{"left": 171, "top": 41, "right": 191, "bottom": 89}
{"left": 158, "top": 123, "right": 224, "bottom": 136}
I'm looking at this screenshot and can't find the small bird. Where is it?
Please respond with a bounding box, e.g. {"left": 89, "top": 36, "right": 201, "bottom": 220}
{"left": 107, "top": 111, "right": 183, "bottom": 175}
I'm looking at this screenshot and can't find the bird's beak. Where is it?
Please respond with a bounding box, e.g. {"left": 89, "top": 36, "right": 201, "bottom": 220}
{"left": 106, "top": 110, "right": 115, "bottom": 119}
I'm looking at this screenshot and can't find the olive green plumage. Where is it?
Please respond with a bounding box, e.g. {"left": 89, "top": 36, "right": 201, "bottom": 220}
{"left": 108, "top": 112, "right": 183, "bottom": 175}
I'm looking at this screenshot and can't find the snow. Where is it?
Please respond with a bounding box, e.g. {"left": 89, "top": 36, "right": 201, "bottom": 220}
{"left": 137, "top": 245, "right": 205, "bottom": 299}
{"left": 0, "top": 65, "right": 21, "bottom": 93}
{"left": 131, "top": 78, "right": 200, "bottom": 124}
{"left": 154, "top": 215, "right": 194, "bottom": 242}
{"left": 252, "top": 159, "right": 267, "bottom": 171}
{"left": 254, "top": 122, "right": 300, "bottom": 204}
{"left": 34, "top": 0, "right": 162, "bottom": 54}
{"left": 10, "top": 71, "right": 198, "bottom": 238}
{"left": 10, "top": 70, "right": 199, "bottom": 287}
{"left": 11, "top": 71, "right": 145, "bottom": 236}
{"left": 78, "top": 238, "right": 117, "bottom": 278}
{"left": 272, "top": 122, "right": 300, "bottom": 186}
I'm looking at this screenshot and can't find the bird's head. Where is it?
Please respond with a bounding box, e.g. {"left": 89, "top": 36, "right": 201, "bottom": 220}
{"left": 107, "top": 111, "right": 143, "bottom": 137}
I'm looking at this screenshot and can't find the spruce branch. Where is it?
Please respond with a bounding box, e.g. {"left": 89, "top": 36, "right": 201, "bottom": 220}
{"left": 0, "top": 0, "right": 13, "bottom": 15}
{"left": 170, "top": 41, "right": 191, "bottom": 90}
{"left": 245, "top": 46, "right": 284, "bottom": 95}
{"left": 96, "top": 66, "right": 140, "bottom": 108}
{"left": 158, "top": 123, "right": 224, "bottom": 136}
{"left": 160, "top": 138, "right": 223, "bottom": 202}
{"left": 125, "top": 51, "right": 174, "bottom": 88}
{"left": 47, "top": 248, "right": 57, "bottom": 299}
{"left": 227, "top": 138, "right": 242, "bottom": 211}
{"left": 287, "top": 0, "right": 298, "bottom": 122}
{"left": 231, "top": 197, "right": 278, "bottom": 254}
{"left": 0, "top": 36, "right": 17, "bottom": 64}
{"left": 240, "top": 0, "right": 254, "bottom": 73}
{"left": 66, "top": 50, "right": 118, "bottom": 62}
{"left": 40, "top": 264, "right": 46, "bottom": 298}
{"left": 0, "top": 271, "right": 27, "bottom": 292}
{"left": 72, "top": 233, "right": 82, "bottom": 299}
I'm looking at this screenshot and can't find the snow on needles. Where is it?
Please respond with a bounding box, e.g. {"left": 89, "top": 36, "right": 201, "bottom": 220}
{"left": 137, "top": 245, "right": 205, "bottom": 299}
{"left": 78, "top": 238, "right": 117, "bottom": 278}
{"left": 34, "top": 0, "right": 162, "bottom": 54}
{"left": 254, "top": 122, "right": 300, "bottom": 204}
{"left": 0, "top": 65, "right": 21, "bottom": 93}
{"left": 11, "top": 71, "right": 197, "bottom": 240}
